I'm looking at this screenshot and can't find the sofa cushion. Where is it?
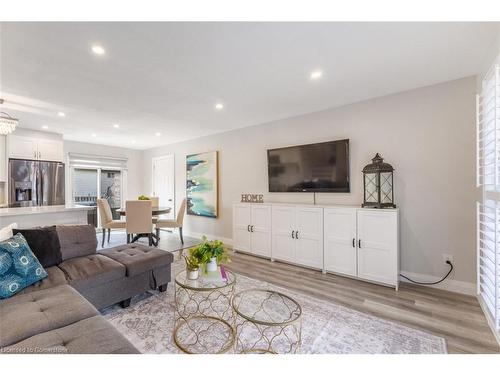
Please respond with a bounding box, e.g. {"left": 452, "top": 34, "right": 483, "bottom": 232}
{"left": 13, "top": 226, "right": 62, "bottom": 268}
{"left": 0, "top": 233, "right": 48, "bottom": 299}
{"left": 56, "top": 225, "right": 97, "bottom": 261}
{"left": 2, "top": 316, "right": 139, "bottom": 354}
{"left": 100, "top": 244, "right": 174, "bottom": 277}
{"left": 0, "top": 284, "right": 98, "bottom": 347}
{"left": 17, "top": 266, "right": 68, "bottom": 294}
{"left": 58, "top": 254, "right": 126, "bottom": 290}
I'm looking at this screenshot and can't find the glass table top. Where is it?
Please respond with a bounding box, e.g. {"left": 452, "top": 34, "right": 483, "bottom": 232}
{"left": 231, "top": 289, "right": 302, "bottom": 325}
{"left": 175, "top": 269, "right": 236, "bottom": 291}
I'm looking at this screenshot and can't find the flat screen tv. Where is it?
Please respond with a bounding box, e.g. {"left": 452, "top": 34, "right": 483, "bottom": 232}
{"left": 267, "top": 139, "right": 350, "bottom": 193}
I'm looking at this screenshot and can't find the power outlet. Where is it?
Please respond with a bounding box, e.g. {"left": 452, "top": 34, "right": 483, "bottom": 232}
{"left": 442, "top": 254, "right": 454, "bottom": 264}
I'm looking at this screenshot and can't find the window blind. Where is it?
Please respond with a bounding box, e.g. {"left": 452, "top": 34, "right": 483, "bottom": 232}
{"left": 68, "top": 153, "right": 128, "bottom": 170}
{"left": 477, "top": 62, "right": 500, "bottom": 332}
{"left": 477, "top": 200, "right": 500, "bottom": 329}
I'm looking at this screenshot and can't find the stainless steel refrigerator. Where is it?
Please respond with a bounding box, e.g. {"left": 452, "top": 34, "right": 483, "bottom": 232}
{"left": 9, "top": 159, "right": 65, "bottom": 207}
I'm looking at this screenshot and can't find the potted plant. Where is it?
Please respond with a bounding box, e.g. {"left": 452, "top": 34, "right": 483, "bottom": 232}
{"left": 183, "top": 253, "right": 200, "bottom": 280}
{"left": 138, "top": 195, "right": 150, "bottom": 200}
{"left": 192, "top": 236, "right": 230, "bottom": 273}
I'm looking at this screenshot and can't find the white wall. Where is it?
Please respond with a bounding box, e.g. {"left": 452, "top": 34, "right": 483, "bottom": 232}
{"left": 63, "top": 140, "right": 143, "bottom": 203}
{"left": 141, "top": 76, "right": 478, "bottom": 285}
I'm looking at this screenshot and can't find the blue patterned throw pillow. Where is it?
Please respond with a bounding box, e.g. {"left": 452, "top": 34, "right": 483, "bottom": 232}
{"left": 0, "top": 233, "right": 48, "bottom": 299}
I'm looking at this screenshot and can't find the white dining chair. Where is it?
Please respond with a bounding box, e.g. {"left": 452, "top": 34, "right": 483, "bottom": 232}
{"left": 155, "top": 198, "right": 187, "bottom": 244}
{"left": 97, "top": 198, "right": 126, "bottom": 246}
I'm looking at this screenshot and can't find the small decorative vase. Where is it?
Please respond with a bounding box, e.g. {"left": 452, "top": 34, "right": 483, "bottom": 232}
{"left": 206, "top": 257, "right": 217, "bottom": 272}
{"left": 187, "top": 268, "right": 199, "bottom": 280}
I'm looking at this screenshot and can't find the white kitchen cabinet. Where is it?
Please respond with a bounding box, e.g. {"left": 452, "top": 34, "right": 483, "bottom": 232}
{"left": 324, "top": 208, "right": 357, "bottom": 277}
{"left": 357, "top": 209, "right": 399, "bottom": 287}
{"left": 37, "top": 139, "right": 64, "bottom": 162}
{"left": 7, "top": 135, "right": 64, "bottom": 162}
{"left": 233, "top": 204, "right": 271, "bottom": 257}
{"left": 271, "top": 205, "right": 323, "bottom": 269}
{"left": 8, "top": 135, "right": 38, "bottom": 160}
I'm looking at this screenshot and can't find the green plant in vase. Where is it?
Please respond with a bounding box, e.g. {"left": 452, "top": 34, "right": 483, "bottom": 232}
{"left": 138, "top": 195, "right": 150, "bottom": 200}
{"left": 192, "top": 236, "right": 230, "bottom": 273}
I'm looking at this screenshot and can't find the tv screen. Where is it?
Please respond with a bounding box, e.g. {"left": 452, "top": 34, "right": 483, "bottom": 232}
{"left": 267, "top": 139, "right": 350, "bottom": 193}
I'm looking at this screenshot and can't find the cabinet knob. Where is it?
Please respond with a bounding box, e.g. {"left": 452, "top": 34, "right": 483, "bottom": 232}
{"left": 358, "top": 239, "right": 362, "bottom": 248}
{"left": 247, "top": 225, "right": 250, "bottom": 232}
{"left": 352, "top": 238, "right": 355, "bottom": 248}
{"left": 296, "top": 231, "right": 299, "bottom": 240}
{"left": 292, "top": 230, "right": 295, "bottom": 239}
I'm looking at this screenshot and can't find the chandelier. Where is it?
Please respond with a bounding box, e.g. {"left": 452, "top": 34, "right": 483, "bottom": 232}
{"left": 0, "top": 98, "right": 19, "bottom": 135}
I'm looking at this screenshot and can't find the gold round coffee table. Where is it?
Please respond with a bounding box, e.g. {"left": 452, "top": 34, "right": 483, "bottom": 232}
{"left": 173, "top": 269, "right": 236, "bottom": 354}
{"left": 232, "top": 289, "right": 302, "bottom": 354}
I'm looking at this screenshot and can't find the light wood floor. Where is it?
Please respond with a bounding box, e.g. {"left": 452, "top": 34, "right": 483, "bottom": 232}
{"left": 225, "top": 250, "right": 500, "bottom": 354}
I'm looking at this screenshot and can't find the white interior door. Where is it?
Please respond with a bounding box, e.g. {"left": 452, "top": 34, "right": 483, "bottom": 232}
{"left": 233, "top": 204, "right": 252, "bottom": 253}
{"left": 324, "top": 208, "right": 357, "bottom": 276}
{"left": 271, "top": 205, "right": 296, "bottom": 263}
{"left": 152, "top": 155, "right": 175, "bottom": 220}
{"left": 250, "top": 205, "right": 271, "bottom": 257}
{"left": 295, "top": 207, "right": 323, "bottom": 269}
{"left": 357, "top": 210, "right": 398, "bottom": 286}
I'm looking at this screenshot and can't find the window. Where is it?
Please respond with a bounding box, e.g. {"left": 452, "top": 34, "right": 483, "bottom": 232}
{"left": 69, "top": 153, "right": 128, "bottom": 228}
{"left": 477, "top": 61, "right": 500, "bottom": 332}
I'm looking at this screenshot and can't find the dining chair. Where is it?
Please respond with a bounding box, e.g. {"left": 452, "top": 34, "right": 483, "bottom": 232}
{"left": 97, "top": 198, "right": 126, "bottom": 247}
{"left": 126, "top": 200, "right": 154, "bottom": 246}
{"left": 150, "top": 196, "right": 159, "bottom": 224}
{"left": 155, "top": 198, "right": 187, "bottom": 244}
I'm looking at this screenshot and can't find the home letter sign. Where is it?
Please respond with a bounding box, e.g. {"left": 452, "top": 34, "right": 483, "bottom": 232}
{"left": 241, "top": 194, "right": 264, "bottom": 203}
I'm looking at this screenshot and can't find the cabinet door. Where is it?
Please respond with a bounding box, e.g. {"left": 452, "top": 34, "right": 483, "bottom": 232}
{"left": 295, "top": 207, "right": 323, "bottom": 269}
{"left": 357, "top": 210, "right": 398, "bottom": 286}
{"left": 233, "top": 204, "right": 252, "bottom": 253}
{"left": 37, "top": 139, "right": 64, "bottom": 162}
{"left": 251, "top": 205, "right": 271, "bottom": 257}
{"left": 8, "top": 135, "right": 38, "bottom": 160}
{"left": 271, "top": 205, "right": 296, "bottom": 262}
{"left": 324, "top": 208, "right": 357, "bottom": 276}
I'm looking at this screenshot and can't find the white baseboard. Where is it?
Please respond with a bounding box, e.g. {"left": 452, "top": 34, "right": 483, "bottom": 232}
{"left": 399, "top": 271, "right": 476, "bottom": 296}
{"left": 477, "top": 294, "right": 500, "bottom": 346}
{"left": 183, "top": 230, "right": 233, "bottom": 246}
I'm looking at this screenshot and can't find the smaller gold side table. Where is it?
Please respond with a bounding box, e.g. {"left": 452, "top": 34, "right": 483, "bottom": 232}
{"left": 174, "top": 269, "right": 236, "bottom": 354}
{"left": 232, "top": 289, "right": 302, "bottom": 354}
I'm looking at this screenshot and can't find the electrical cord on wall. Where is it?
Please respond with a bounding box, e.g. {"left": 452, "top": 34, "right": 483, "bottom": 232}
{"left": 399, "top": 260, "right": 453, "bottom": 285}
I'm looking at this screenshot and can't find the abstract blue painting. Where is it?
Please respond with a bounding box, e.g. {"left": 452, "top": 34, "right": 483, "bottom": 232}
{"left": 186, "top": 151, "right": 218, "bottom": 218}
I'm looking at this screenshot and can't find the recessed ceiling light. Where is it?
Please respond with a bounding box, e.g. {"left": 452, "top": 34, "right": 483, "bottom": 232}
{"left": 310, "top": 70, "right": 323, "bottom": 80}
{"left": 91, "top": 45, "right": 106, "bottom": 55}
{"left": 155, "top": 132, "right": 162, "bottom": 136}
{"left": 215, "top": 103, "right": 224, "bottom": 111}
{"left": 57, "top": 111, "right": 66, "bottom": 117}
{"left": 42, "top": 125, "right": 49, "bottom": 130}
{"left": 91, "top": 133, "right": 97, "bottom": 137}
{"left": 131, "top": 140, "right": 136, "bottom": 144}
{"left": 113, "top": 124, "right": 120, "bottom": 129}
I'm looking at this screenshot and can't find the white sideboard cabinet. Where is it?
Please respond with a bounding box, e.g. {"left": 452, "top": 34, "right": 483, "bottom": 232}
{"left": 233, "top": 204, "right": 272, "bottom": 257}
{"left": 233, "top": 202, "right": 399, "bottom": 289}
{"left": 323, "top": 207, "right": 399, "bottom": 288}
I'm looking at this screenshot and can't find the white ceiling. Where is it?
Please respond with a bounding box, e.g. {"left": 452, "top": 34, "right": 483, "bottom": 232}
{"left": 0, "top": 22, "right": 498, "bottom": 150}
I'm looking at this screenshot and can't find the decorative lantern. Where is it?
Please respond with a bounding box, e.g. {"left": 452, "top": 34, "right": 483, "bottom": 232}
{"left": 362, "top": 153, "right": 396, "bottom": 208}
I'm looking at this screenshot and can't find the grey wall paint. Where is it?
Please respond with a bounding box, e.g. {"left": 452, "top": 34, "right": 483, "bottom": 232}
{"left": 141, "top": 77, "right": 477, "bottom": 283}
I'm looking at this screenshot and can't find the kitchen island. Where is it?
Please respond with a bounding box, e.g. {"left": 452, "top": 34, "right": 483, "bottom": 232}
{"left": 0, "top": 205, "right": 95, "bottom": 228}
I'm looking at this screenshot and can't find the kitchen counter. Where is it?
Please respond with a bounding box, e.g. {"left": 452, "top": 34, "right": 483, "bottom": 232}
{"left": 0, "top": 205, "right": 93, "bottom": 217}
{"left": 0, "top": 205, "right": 94, "bottom": 228}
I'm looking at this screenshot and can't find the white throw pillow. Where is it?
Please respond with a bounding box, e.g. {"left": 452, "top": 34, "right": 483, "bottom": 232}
{"left": 0, "top": 223, "right": 18, "bottom": 242}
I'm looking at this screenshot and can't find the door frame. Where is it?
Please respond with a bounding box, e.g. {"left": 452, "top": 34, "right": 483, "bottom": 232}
{"left": 152, "top": 154, "right": 176, "bottom": 218}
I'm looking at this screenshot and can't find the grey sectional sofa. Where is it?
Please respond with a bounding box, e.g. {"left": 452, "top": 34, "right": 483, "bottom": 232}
{"left": 0, "top": 225, "right": 174, "bottom": 354}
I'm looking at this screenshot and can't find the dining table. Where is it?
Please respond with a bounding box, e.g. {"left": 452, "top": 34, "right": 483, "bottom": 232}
{"left": 116, "top": 206, "right": 171, "bottom": 247}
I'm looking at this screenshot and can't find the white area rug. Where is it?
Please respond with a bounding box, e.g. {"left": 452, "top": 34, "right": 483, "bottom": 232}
{"left": 102, "top": 261, "right": 447, "bottom": 354}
